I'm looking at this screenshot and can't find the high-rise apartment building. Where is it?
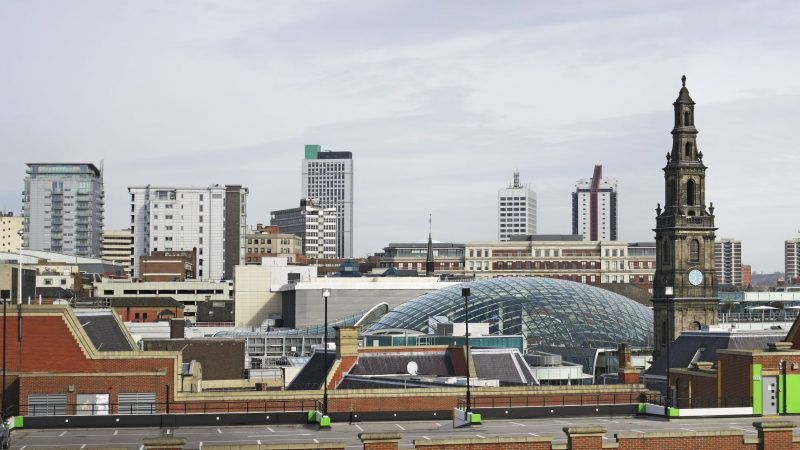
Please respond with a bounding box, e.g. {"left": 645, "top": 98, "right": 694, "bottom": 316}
{"left": 271, "top": 198, "right": 336, "bottom": 260}
{"left": 498, "top": 171, "right": 537, "bottom": 241}
{"left": 572, "top": 165, "right": 617, "bottom": 241}
{"left": 22, "top": 163, "right": 104, "bottom": 257}
{"left": 0, "top": 212, "right": 23, "bottom": 253}
{"left": 715, "top": 238, "right": 742, "bottom": 288}
{"left": 128, "top": 185, "right": 247, "bottom": 281}
{"left": 101, "top": 229, "right": 134, "bottom": 276}
{"left": 301, "top": 145, "right": 353, "bottom": 258}
{"left": 786, "top": 238, "right": 800, "bottom": 284}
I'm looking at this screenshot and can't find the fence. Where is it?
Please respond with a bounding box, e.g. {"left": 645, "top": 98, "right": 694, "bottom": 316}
{"left": 644, "top": 393, "right": 752, "bottom": 409}
{"left": 22, "top": 398, "right": 320, "bottom": 417}
{"left": 456, "top": 391, "right": 644, "bottom": 410}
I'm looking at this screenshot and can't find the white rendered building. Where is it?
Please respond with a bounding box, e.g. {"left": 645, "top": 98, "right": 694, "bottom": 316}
{"left": 715, "top": 238, "right": 742, "bottom": 288}
{"left": 572, "top": 165, "right": 618, "bottom": 241}
{"left": 128, "top": 185, "right": 247, "bottom": 281}
{"left": 786, "top": 238, "right": 800, "bottom": 284}
{"left": 498, "top": 171, "right": 537, "bottom": 241}
{"left": 101, "top": 229, "right": 133, "bottom": 277}
{"left": 0, "top": 212, "right": 23, "bottom": 253}
{"left": 301, "top": 145, "right": 353, "bottom": 258}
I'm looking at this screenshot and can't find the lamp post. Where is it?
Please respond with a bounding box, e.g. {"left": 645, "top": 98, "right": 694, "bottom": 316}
{"left": 322, "top": 288, "right": 330, "bottom": 416}
{"left": 462, "top": 287, "right": 471, "bottom": 413}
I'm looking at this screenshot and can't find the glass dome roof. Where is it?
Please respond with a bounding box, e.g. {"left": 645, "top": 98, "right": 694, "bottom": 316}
{"left": 365, "top": 277, "right": 653, "bottom": 349}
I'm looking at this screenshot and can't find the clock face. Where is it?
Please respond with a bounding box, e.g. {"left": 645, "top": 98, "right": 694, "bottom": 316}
{"left": 688, "top": 269, "right": 703, "bottom": 286}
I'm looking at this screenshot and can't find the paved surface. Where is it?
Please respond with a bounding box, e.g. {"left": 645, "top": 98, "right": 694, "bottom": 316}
{"left": 9, "top": 415, "right": 800, "bottom": 449}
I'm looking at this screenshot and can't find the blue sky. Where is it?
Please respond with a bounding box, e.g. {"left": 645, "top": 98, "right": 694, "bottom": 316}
{"left": 1, "top": 1, "right": 799, "bottom": 271}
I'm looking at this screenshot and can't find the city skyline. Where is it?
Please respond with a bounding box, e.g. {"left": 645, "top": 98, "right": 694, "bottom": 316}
{"left": 2, "top": 1, "right": 799, "bottom": 271}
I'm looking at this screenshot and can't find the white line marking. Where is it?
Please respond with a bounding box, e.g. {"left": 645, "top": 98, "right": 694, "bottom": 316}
{"left": 113, "top": 430, "right": 118, "bottom": 436}
{"left": 139, "top": 445, "right": 144, "bottom": 450}
{"left": 59, "top": 431, "right": 67, "bottom": 437}
{"left": 166, "top": 429, "right": 171, "bottom": 435}
{"left": 528, "top": 432, "right": 539, "bottom": 436}
{"left": 267, "top": 427, "right": 275, "bottom": 433}
{"left": 475, "top": 434, "right": 485, "bottom": 438}
{"left": 423, "top": 436, "right": 431, "bottom": 440}
{"left": 80, "top": 445, "right": 86, "bottom": 449}
{"left": 395, "top": 423, "right": 406, "bottom": 431}
{"left": 681, "top": 428, "right": 696, "bottom": 432}
{"left": 20, "top": 446, "right": 27, "bottom": 450}
{"left": 217, "top": 428, "right": 222, "bottom": 434}
{"left": 509, "top": 421, "right": 525, "bottom": 426}
{"left": 257, "top": 440, "right": 262, "bottom": 445}
{"left": 553, "top": 420, "right": 572, "bottom": 425}
{"left": 355, "top": 424, "right": 364, "bottom": 432}
{"left": 631, "top": 430, "right": 647, "bottom": 434}
{"left": 435, "top": 422, "right": 441, "bottom": 427}
{"left": 313, "top": 438, "right": 320, "bottom": 443}
{"left": 731, "top": 426, "right": 756, "bottom": 433}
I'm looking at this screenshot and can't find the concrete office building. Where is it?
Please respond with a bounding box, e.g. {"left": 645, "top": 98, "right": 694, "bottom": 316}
{"left": 786, "top": 238, "right": 800, "bottom": 284}
{"left": 572, "top": 165, "right": 618, "bottom": 241}
{"left": 301, "top": 145, "right": 353, "bottom": 258}
{"left": 0, "top": 212, "right": 23, "bottom": 253}
{"left": 715, "top": 238, "right": 742, "bottom": 288}
{"left": 22, "top": 163, "right": 104, "bottom": 257}
{"left": 498, "top": 171, "right": 537, "bottom": 240}
{"left": 271, "top": 198, "right": 336, "bottom": 261}
{"left": 128, "top": 185, "right": 247, "bottom": 281}
{"left": 93, "top": 278, "right": 233, "bottom": 322}
{"left": 101, "top": 229, "right": 133, "bottom": 276}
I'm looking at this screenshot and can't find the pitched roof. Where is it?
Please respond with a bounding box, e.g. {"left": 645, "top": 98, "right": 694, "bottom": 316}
{"left": 286, "top": 350, "right": 336, "bottom": 390}
{"left": 75, "top": 310, "right": 135, "bottom": 352}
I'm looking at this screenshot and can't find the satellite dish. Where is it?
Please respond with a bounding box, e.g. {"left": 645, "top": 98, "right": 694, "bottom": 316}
{"left": 406, "top": 361, "right": 418, "bottom": 376}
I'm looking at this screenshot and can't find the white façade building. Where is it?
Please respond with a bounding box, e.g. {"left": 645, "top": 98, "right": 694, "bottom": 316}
{"left": 128, "top": 185, "right": 247, "bottom": 281}
{"left": 498, "top": 171, "right": 537, "bottom": 241}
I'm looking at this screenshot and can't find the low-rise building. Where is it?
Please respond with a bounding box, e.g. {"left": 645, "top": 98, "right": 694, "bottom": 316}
{"left": 139, "top": 249, "right": 197, "bottom": 282}
{"left": 0, "top": 211, "right": 22, "bottom": 253}
{"left": 245, "top": 224, "right": 304, "bottom": 264}
{"left": 464, "top": 236, "right": 655, "bottom": 290}
{"left": 92, "top": 278, "right": 233, "bottom": 322}
{"left": 378, "top": 242, "right": 464, "bottom": 274}
{"left": 0, "top": 263, "right": 35, "bottom": 301}
{"left": 76, "top": 297, "right": 185, "bottom": 323}
{"left": 101, "top": 229, "right": 133, "bottom": 277}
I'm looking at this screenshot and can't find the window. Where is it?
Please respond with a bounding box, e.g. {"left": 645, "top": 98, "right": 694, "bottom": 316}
{"left": 686, "top": 179, "right": 696, "bottom": 206}
{"left": 685, "top": 142, "right": 692, "bottom": 157}
{"left": 684, "top": 111, "right": 691, "bottom": 126}
{"left": 690, "top": 239, "right": 700, "bottom": 262}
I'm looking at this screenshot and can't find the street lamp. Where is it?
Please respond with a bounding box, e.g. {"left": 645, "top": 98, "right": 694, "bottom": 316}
{"left": 462, "top": 287, "right": 471, "bottom": 413}
{"left": 322, "top": 288, "right": 330, "bottom": 417}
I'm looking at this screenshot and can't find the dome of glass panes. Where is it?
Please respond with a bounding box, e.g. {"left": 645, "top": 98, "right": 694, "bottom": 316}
{"left": 365, "top": 277, "right": 653, "bottom": 349}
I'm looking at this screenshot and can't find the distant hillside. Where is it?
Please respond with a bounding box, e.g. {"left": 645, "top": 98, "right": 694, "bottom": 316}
{"left": 751, "top": 272, "right": 784, "bottom": 287}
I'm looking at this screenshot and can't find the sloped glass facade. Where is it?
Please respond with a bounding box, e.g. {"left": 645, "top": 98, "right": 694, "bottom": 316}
{"left": 365, "top": 277, "right": 653, "bottom": 349}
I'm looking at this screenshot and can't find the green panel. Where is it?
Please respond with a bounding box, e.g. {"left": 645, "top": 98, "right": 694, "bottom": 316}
{"left": 784, "top": 374, "right": 800, "bottom": 414}
{"left": 752, "top": 364, "right": 763, "bottom": 415}
{"left": 667, "top": 407, "right": 678, "bottom": 417}
{"left": 319, "top": 415, "right": 331, "bottom": 427}
{"left": 469, "top": 412, "right": 482, "bottom": 424}
{"left": 637, "top": 403, "right": 646, "bottom": 414}
{"left": 12, "top": 416, "right": 22, "bottom": 429}
{"left": 305, "top": 144, "right": 321, "bottom": 159}
{"left": 307, "top": 411, "right": 317, "bottom": 423}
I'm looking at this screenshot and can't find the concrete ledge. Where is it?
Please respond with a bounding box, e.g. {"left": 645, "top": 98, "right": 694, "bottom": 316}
{"left": 359, "top": 432, "right": 402, "bottom": 442}
{"left": 753, "top": 420, "right": 797, "bottom": 431}
{"left": 414, "top": 436, "right": 552, "bottom": 446}
{"left": 142, "top": 437, "right": 186, "bottom": 448}
{"left": 204, "top": 444, "right": 345, "bottom": 450}
{"left": 564, "top": 426, "right": 606, "bottom": 435}
{"left": 616, "top": 430, "right": 744, "bottom": 439}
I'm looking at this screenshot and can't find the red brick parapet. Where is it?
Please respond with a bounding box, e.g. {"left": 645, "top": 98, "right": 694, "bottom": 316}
{"left": 359, "top": 432, "right": 402, "bottom": 450}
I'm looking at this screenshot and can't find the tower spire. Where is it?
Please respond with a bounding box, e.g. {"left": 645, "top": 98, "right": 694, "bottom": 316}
{"left": 425, "top": 214, "right": 434, "bottom": 277}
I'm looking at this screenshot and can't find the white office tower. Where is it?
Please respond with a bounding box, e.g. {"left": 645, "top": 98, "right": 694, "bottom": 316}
{"left": 572, "top": 165, "right": 618, "bottom": 241}
{"left": 101, "top": 229, "right": 134, "bottom": 277}
{"left": 301, "top": 145, "right": 353, "bottom": 258}
{"left": 301, "top": 198, "right": 338, "bottom": 260}
{"left": 498, "top": 171, "right": 537, "bottom": 241}
{"left": 715, "top": 238, "right": 742, "bottom": 288}
{"left": 22, "top": 163, "right": 105, "bottom": 257}
{"left": 128, "top": 185, "right": 248, "bottom": 281}
{"left": 786, "top": 238, "right": 800, "bottom": 284}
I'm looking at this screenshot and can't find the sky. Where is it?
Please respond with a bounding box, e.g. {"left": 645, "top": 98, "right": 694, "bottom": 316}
{"left": 1, "top": 0, "right": 799, "bottom": 272}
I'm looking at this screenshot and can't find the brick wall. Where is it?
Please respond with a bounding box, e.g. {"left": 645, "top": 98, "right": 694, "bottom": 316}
{"left": 115, "top": 306, "right": 183, "bottom": 323}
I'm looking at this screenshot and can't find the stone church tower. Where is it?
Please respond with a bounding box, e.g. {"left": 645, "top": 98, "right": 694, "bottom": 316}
{"left": 652, "top": 76, "right": 719, "bottom": 359}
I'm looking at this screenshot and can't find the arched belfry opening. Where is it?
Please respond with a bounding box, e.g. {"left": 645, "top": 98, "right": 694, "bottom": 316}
{"left": 686, "top": 179, "right": 696, "bottom": 206}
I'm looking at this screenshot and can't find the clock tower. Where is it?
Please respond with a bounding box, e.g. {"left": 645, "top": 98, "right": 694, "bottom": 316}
{"left": 652, "top": 76, "right": 719, "bottom": 359}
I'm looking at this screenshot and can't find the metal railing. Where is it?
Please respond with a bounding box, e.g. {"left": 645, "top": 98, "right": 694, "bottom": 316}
{"left": 457, "top": 392, "right": 643, "bottom": 410}
{"left": 644, "top": 393, "right": 752, "bottom": 409}
{"left": 20, "top": 399, "right": 320, "bottom": 417}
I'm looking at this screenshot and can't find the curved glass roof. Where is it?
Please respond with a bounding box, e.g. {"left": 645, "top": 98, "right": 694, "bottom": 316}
{"left": 365, "top": 277, "right": 653, "bottom": 349}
